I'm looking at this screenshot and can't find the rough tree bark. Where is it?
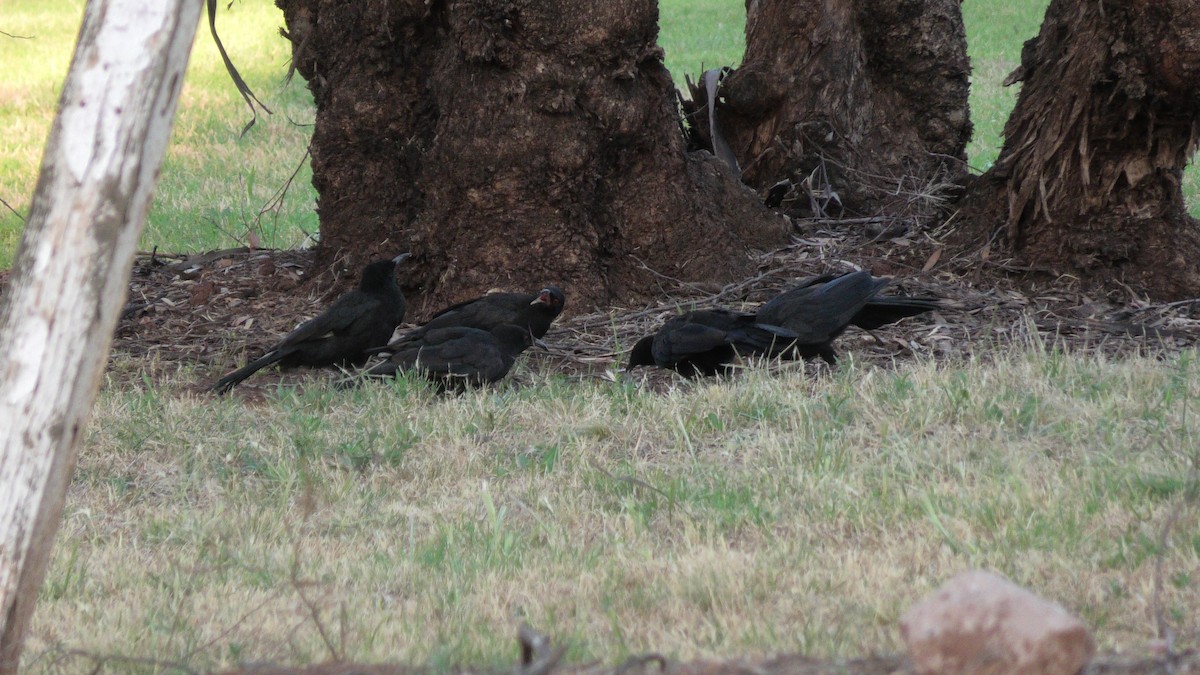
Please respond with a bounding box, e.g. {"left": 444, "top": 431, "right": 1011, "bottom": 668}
{"left": 275, "top": 0, "right": 788, "bottom": 313}
{"left": 0, "top": 1, "right": 201, "bottom": 670}
{"left": 954, "top": 0, "right": 1200, "bottom": 299}
{"left": 700, "top": 0, "right": 971, "bottom": 225}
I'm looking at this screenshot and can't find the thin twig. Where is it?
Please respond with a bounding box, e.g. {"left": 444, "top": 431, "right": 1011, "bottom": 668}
{"left": 0, "top": 195, "right": 26, "bottom": 222}
{"left": 57, "top": 649, "right": 200, "bottom": 675}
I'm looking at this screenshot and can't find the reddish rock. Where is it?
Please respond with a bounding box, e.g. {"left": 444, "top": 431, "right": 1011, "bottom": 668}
{"left": 900, "top": 570, "right": 1095, "bottom": 675}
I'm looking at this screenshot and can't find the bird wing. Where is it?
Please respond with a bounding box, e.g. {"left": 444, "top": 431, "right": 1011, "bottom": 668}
{"left": 669, "top": 310, "right": 794, "bottom": 354}
{"left": 381, "top": 327, "right": 496, "bottom": 379}
{"left": 788, "top": 272, "right": 845, "bottom": 290}
{"left": 422, "top": 293, "right": 529, "bottom": 328}
{"left": 653, "top": 322, "right": 732, "bottom": 365}
{"left": 728, "top": 322, "right": 798, "bottom": 355}
{"left": 853, "top": 297, "right": 942, "bottom": 330}
{"left": 757, "top": 271, "right": 889, "bottom": 343}
{"left": 419, "top": 339, "right": 506, "bottom": 384}
{"left": 275, "top": 289, "right": 382, "bottom": 349}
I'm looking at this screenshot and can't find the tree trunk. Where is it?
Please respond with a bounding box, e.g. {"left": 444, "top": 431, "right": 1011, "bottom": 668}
{"left": 275, "top": 0, "right": 789, "bottom": 313}
{"left": 0, "top": 1, "right": 201, "bottom": 670}
{"left": 703, "top": 0, "right": 971, "bottom": 225}
{"left": 954, "top": 0, "right": 1200, "bottom": 300}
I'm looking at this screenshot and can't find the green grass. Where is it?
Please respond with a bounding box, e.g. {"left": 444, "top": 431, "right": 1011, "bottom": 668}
{"left": 961, "top": 0, "right": 1048, "bottom": 171}
{"left": 0, "top": 0, "right": 317, "bottom": 268}
{"left": 23, "top": 348, "right": 1199, "bottom": 670}
{"left": 659, "top": 0, "right": 746, "bottom": 80}
{"left": 150, "top": 2, "right": 318, "bottom": 255}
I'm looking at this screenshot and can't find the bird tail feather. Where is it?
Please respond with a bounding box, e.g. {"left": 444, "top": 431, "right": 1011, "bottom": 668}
{"left": 211, "top": 350, "right": 284, "bottom": 394}
{"left": 854, "top": 297, "right": 942, "bottom": 330}
{"left": 365, "top": 360, "right": 400, "bottom": 378}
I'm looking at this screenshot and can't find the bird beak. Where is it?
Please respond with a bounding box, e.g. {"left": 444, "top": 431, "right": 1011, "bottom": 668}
{"left": 532, "top": 337, "right": 549, "bottom": 351}
{"left": 392, "top": 252, "right": 412, "bottom": 264}
{"left": 530, "top": 289, "right": 551, "bottom": 306}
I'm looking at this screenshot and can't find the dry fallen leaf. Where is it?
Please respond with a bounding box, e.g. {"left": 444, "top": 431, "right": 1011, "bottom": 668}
{"left": 922, "top": 247, "right": 943, "bottom": 272}
{"left": 189, "top": 280, "right": 215, "bottom": 307}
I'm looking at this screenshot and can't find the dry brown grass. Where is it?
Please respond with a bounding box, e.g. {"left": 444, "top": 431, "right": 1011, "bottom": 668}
{"left": 22, "top": 344, "right": 1200, "bottom": 672}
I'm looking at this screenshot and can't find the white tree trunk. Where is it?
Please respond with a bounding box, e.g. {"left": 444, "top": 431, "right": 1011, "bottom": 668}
{"left": 0, "top": 1, "right": 202, "bottom": 670}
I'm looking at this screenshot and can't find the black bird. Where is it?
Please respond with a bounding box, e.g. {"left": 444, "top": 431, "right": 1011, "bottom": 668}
{"left": 364, "top": 323, "right": 537, "bottom": 389}
{"left": 380, "top": 286, "right": 566, "bottom": 352}
{"left": 755, "top": 270, "right": 942, "bottom": 364}
{"left": 211, "top": 254, "right": 410, "bottom": 393}
{"left": 625, "top": 309, "right": 798, "bottom": 378}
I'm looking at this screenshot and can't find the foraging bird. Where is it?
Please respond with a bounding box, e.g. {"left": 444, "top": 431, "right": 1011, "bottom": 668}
{"left": 364, "top": 323, "right": 538, "bottom": 389}
{"left": 379, "top": 286, "right": 566, "bottom": 352}
{"left": 625, "top": 309, "right": 798, "bottom": 378}
{"left": 211, "top": 254, "right": 410, "bottom": 393}
{"left": 755, "top": 271, "right": 942, "bottom": 364}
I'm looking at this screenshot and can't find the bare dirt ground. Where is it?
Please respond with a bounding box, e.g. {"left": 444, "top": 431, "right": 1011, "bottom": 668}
{"left": 10, "top": 222, "right": 1199, "bottom": 674}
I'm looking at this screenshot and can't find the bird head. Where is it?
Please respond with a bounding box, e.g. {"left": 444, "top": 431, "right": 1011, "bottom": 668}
{"left": 624, "top": 335, "right": 657, "bottom": 371}
{"left": 359, "top": 253, "right": 410, "bottom": 289}
{"left": 530, "top": 286, "right": 566, "bottom": 311}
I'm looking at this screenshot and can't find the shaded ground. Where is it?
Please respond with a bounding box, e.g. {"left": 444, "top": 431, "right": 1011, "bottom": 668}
{"left": 109, "top": 219, "right": 1200, "bottom": 398}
